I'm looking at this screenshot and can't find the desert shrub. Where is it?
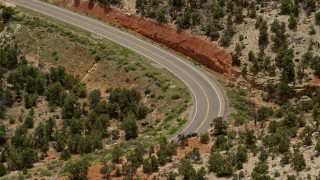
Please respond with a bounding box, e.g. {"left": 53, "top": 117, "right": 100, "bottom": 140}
{"left": 220, "top": 35, "right": 231, "bottom": 47}
{"left": 24, "top": 93, "right": 38, "bottom": 109}
{"left": 178, "top": 159, "right": 205, "bottom": 179}
{"left": 257, "top": 106, "right": 274, "bottom": 121}
{"left": 211, "top": 135, "right": 231, "bottom": 151}
{"left": 258, "top": 20, "right": 268, "bottom": 48}
{"left": 304, "top": 0, "right": 316, "bottom": 12}
{"left": 206, "top": 20, "right": 221, "bottom": 40}
{"left": 315, "top": 138, "right": 320, "bottom": 153}
{"left": 64, "top": 158, "right": 89, "bottom": 180}
{"left": 243, "top": 130, "right": 257, "bottom": 149}
{"left": 156, "top": 136, "right": 177, "bottom": 166}
{"left": 316, "top": 11, "right": 320, "bottom": 24}
{"left": 292, "top": 151, "right": 306, "bottom": 171}
{"left": 89, "top": 89, "right": 101, "bottom": 109}
{"left": 122, "top": 112, "right": 138, "bottom": 140}
{"left": 280, "top": 0, "right": 293, "bottom": 15}
{"left": 212, "top": 5, "right": 224, "bottom": 19}
{"left": 271, "top": 20, "right": 287, "bottom": 49}
{"left": 248, "top": 2, "right": 256, "bottom": 18}
{"left": 287, "top": 175, "right": 296, "bottom": 180}
{"left": 208, "top": 152, "right": 233, "bottom": 177}
{"left": 143, "top": 155, "right": 159, "bottom": 174}
{"left": 264, "top": 131, "right": 290, "bottom": 153}
{"left": 0, "top": 163, "right": 6, "bottom": 176}
{"left": 200, "top": 133, "right": 210, "bottom": 144}
{"left": 235, "top": 145, "right": 248, "bottom": 163}
{"left": 109, "top": 88, "right": 148, "bottom": 119}
{"left": 60, "top": 148, "right": 71, "bottom": 160}
{"left": 185, "top": 147, "right": 201, "bottom": 161}
{"left": 231, "top": 52, "right": 241, "bottom": 66}
{"left": 259, "top": 149, "right": 268, "bottom": 162}
{"left": 251, "top": 164, "right": 271, "bottom": 180}
{"left": 288, "top": 15, "right": 298, "bottom": 29}
{"left": 111, "top": 145, "right": 123, "bottom": 163}
{"left": 212, "top": 117, "right": 227, "bottom": 135}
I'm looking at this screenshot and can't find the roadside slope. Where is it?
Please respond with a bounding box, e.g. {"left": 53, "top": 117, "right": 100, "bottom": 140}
{"left": 9, "top": 0, "right": 227, "bottom": 138}
{"left": 55, "top": 0, "right": 237, "bottom": 79}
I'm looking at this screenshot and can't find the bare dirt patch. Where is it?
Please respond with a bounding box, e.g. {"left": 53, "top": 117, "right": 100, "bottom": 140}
{"left": 176, "top": 138, "right": 210, "bottom": 159}
{"left": 88, "top": 163, "right": 104, "bottom": 180}
{"left": 56, "top": 0, "right": 236, "bottom": 79}
{"left": 0, "top": 6, "right": 194, "bottom": 179}
{"left": 33, "top": 147, "right": 59, "bottom": 168}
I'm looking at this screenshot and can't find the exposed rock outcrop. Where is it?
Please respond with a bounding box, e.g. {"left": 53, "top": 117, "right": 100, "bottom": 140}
{"left": 60, "top": 0, "right": 237, "bottom": 79}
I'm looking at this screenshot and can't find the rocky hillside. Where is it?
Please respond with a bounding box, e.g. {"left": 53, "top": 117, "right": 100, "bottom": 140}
{"left": 57, "top": 0, "right": 320, "bottom": 179}
{"left": 7, "top": 0, "right": 320, "bottom": 179}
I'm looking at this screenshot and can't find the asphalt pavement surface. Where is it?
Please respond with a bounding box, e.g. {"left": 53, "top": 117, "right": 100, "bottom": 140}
{"left": 9, "top": 0, "right": 227, "bottom": 140}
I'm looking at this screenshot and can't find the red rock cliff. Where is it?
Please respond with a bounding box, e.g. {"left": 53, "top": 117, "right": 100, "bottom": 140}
{"left": 60, "top": 0, "right": 237, "bottom": 79}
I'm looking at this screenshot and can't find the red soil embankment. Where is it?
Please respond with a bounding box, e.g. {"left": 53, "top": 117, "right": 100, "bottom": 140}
{"left": 59, "top": 0, "right": 237, "bottom": 79}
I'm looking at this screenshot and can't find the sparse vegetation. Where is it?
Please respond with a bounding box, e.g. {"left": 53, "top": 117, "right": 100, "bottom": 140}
{"left": 0, "top": 5, "right": 193, "bottom": 179}
{"left": 4, "top": 0, "right": 320, "bottom": 178}
{"left": 316, "top": 11, "right": 320, "bottom": 24}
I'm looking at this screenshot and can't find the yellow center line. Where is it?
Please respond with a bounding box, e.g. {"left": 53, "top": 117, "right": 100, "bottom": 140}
{"left": 22, "top": 0, "right": 212, "bottom": 133}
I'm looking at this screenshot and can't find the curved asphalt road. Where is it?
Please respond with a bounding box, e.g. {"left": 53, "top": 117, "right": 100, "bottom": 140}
{"left": 9, "top": 0, "right": 227, "bottom": 140}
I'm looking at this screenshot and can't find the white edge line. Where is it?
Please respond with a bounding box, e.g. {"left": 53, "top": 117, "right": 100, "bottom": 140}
{"left": 30, "top": 0, "right": 223, "bottom": 119}
{"left": 29, "top": 0, "right": 222, "bottom": 119}
{"left": 14, "top": 0, "right": 225, "bottom": 140}
{"left": 15, "top": 0, "right": 198, "bottom": 140}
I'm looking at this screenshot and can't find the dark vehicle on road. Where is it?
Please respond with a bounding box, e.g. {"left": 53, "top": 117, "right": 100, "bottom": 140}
{"left": 186, "top": 132, "right": 198, "bottom": 138}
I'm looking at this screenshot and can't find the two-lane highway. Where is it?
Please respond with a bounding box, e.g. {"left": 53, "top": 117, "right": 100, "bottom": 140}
{"left": 9, "top": 0, "right": 227, "bottom": 140}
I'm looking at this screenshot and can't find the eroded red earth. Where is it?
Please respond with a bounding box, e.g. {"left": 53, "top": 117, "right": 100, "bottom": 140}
{"left": 59, "top": 0, "right": 237, "bottom": 79}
